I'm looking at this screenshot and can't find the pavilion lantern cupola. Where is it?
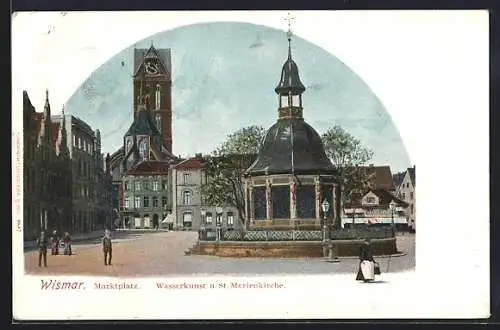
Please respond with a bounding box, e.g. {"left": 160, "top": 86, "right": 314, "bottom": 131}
{"left": 243, "top": 15, "right": 341, "bottom": 231}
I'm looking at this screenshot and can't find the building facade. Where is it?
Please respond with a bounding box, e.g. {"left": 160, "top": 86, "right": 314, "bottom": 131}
{"left": 396, "top": 166, "right": 416, "bottom": 230}
{"left": 342, "top": 189, "right": 408, "bottom": 229}
{"left": 50, "top": 113, "right": 112, "bottom": 234}
{"left": 23, "top": 91, "right": 72, "bottom": 240}
{"left": 171, "top": 155, "right": 243, "bottom": 231}
{"left": 121, "top": 161, "right": 173, "bottom": 229}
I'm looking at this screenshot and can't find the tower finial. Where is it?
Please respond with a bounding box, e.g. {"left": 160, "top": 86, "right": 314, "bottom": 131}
{"left": 284, "top": 12, "right": 295, "bottom": 59}
{"left": 61, "top": 104, "right": 65, "bottom": 115}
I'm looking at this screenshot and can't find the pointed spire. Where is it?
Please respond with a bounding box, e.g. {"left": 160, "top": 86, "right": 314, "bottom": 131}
{"left": 57, "top": 105, "right": 70, "bottom": 158}
{"left": 284, "top": 12, "right": 295, "bottom": 60}
{"left": 39, "top": 88, "right": 52, "bottom": 145}
{"left": 61, "top": 105, "right": 66, "bottom": 129}
{"left": 275, "top": 13, "right": 305, "bottom": 97}
{"left": 44, "top": 89, "right": 51, "bottom": 116}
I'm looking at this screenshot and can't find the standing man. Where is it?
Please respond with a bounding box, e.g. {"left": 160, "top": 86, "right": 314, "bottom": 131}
{"left": 102, "top": 229, "right": 112, "bottom": 266}
{"left": 36, "top": 231, "right": 48, "bottom": 267}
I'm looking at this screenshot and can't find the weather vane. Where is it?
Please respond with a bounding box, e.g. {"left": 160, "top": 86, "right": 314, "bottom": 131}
{"left": 284, "top": 12, "right": 295, "bottom": 39}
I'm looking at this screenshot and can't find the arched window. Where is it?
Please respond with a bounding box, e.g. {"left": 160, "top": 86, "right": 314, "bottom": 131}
{"left": 155, "top": 84, "right": 161, "bottom": 109}
{"left": 182, "top": 190, "right": 192, "bottom": 205}
{"left": 139, "top": 140, "right": 149, "bottom": 160}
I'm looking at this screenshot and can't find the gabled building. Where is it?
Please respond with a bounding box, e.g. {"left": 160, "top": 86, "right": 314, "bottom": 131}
{"left": 23, "top": 90, "right": 73, "bottom": 240}
{"left": 391, "top": 171, "right": 406, "bottom": 194}
{"left": 121, "top": 160, "right": 174, "bottom": 229}
{"left": 342, "top": 189, "right": 408, "bottom": 229}
{"left": 171, "top": 154, "right": 245, "bottom": 231}
{"left": 171, "top": 156, "right": 203, "bottom": 230}
{"left": 396, "top": 166, "right": 416, "bottom": 230}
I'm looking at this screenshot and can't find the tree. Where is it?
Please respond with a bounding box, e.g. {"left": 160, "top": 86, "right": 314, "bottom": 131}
{"left": 201, "top": 124, "right": 374, "bottom": 225}
{"left": 200, "top": 126, "right": 265, "bottom": 223}
{"left": 321, "top": 125, "right": 374, "bottom": 203}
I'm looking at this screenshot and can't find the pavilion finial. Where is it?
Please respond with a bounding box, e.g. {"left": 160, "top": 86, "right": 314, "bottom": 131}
{"left": 284, "top": 12, "right": 295, "bottom": 59}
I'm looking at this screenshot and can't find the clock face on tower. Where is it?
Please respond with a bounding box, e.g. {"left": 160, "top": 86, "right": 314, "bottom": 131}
{"left": 145, "top": 61, "right": 160, "bottom": 75}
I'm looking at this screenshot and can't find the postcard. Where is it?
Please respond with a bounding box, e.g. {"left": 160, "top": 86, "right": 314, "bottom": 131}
{"left": 12, "top": 10, "right": 490, "bottom": 320}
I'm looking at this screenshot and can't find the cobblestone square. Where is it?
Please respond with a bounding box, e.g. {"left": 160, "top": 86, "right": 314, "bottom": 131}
{"left": 25, "top": 231, "right": 415, "bottom": 277}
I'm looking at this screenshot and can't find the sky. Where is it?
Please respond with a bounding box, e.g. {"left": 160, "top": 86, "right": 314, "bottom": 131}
{"left": 63, "top": 22, "right": 411, "bottom": 172}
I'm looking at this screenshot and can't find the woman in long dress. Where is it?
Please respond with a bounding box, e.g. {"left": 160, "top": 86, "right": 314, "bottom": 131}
{"left": 356, "top": 238, "right": 376, "bottom": 282}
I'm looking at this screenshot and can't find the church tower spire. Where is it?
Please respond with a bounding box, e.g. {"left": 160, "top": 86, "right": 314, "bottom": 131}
{"left": 57, "top": 105, "right": 70, "bottom": 158}
{"left": 39, "top": 89, "right": 53, "bottom": 146}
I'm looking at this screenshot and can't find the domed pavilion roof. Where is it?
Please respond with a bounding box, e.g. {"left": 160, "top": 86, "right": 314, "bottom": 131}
{"left": 245, "top": 30, "right": 336, "bottom": 177}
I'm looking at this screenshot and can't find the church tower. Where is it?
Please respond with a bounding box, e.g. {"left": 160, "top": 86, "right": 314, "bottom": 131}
{"left": 132, "top": 44, "right": 173, "bottom": 153}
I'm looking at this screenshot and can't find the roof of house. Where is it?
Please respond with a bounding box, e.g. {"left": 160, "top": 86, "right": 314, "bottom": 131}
{"left": 174, "top": 158, "right": 201, "bottom": 170}
{"left": 345, "top": 188, "right": 408, "bottom": 208}
{"left": 359, "top": 165, "right": 393, "bottom": 190}
{"left": 370, "top": 189, "right": 408, "bottom": 207}
{"left": 392, "top": 171, "right": 406, "bottom": 189}
{"left": 125, "top": 160, "right": 172, "bottom": 175}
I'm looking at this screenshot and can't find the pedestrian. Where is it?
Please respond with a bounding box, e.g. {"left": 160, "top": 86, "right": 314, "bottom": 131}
{"left": 63, "top": 232, "right": 72, "bottom": 255}
{"left": 50, "top": 230, "right": 59, "bottom": 255}
{"left": 36, "top": 231, "right": 48, "bottom": 267}
{"left": 102, "top": 229, "right": 112, "bottom": 266}
{"left": 356, "top": 238, "right": 379, "bottom": 282}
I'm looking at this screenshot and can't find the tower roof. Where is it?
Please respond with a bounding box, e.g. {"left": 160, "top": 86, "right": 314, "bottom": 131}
{"left": 126, "top": 82, "right": 160, "bottom": 137}
{"left": 124, "top": 109, "right": 161, "bottom": 137}
{"left": 246, "top": 23, "right": 335, "bottom": 177}
{"left": 274, "top": 31, "right": 305, "bottom": 96}
{"left": 134, "top": 45, "right": 172, "bottom": 76}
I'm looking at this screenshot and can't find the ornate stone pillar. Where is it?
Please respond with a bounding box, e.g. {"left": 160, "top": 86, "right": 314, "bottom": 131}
{"left": 248, "top": 181, "right": 255, "bottom": 222}
{"left": 314, "top": 176, "right": 321, "bottom": 220}
{"left": 244, "top": 179, "right": 249, "bottom": 230}
{"left": 290, "top": 177, "right": 297, "bottom": 220}
{"left": 266, "top": 179, "right": 272, "bottom": 221}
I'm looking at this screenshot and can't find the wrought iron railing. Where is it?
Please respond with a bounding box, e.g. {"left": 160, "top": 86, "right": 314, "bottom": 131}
{"left": 197, "top": 226, "right": 394, "bottom": 242}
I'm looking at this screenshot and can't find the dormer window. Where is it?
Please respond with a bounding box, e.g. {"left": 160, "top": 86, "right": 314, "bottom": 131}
{"left": 139, "top": 140, "right": 149, "bottom": 160}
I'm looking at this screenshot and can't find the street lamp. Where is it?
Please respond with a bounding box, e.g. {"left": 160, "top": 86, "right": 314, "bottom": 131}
{"left": 389, "top": 200, "right": 397, "bottom": 237}
{"left": 200, "top": 209, "right": 206, "bottom": 241}
{"left": 215, "top": 206, "right": 223, "bottom": 241}
{"left": 321, "top": 199, "right": 339, "bottom": 262}
{"left": 321, "top": 199, "right": 330, "bottom": 257}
